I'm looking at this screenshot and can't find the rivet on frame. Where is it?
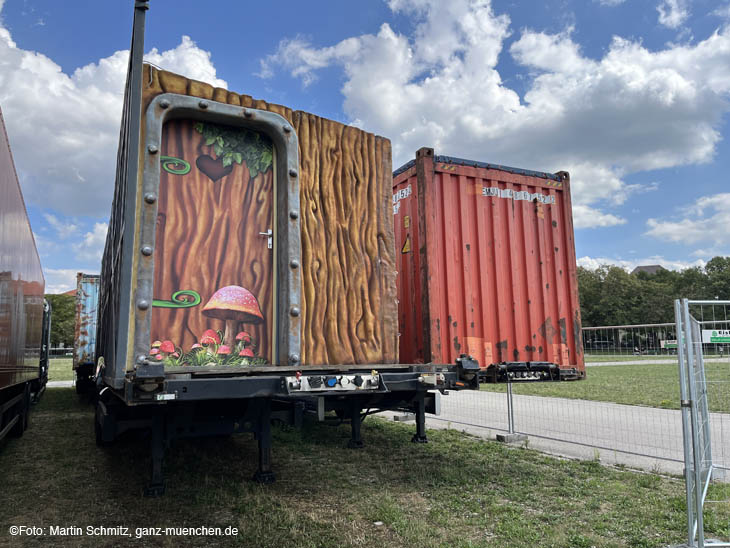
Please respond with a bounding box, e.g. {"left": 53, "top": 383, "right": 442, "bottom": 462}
{"left": 283, "top": 125, "right": 292, "bottom": 133}
{"left": 243, "top": 109, "right": 253, "bottom": 118}
{"left": 144, "top": 193, "right": 157, "bottom": 204}
{"left": 141, "top": 246, "right": 153, "bottom": 256}
{"left": 160, "top": 99, "right": 170, "bottom": 109}
{"left": 289, "top": 353, "right": 300, "bottom": 364}
{"left": 289, "top": 210, "right": 299, "bottom": 220}
{"left": 199, "top": 101, "right": 209, "bottom": 109}
{"left": 289, "top": 260, "right": 299, "bottom": 269}
{"left": 147, "top": 144, "right": 158, "bottom": 154}
{"left": 137, "top": 300, "right": 150, "bottom": 311}
{"left": 136, "top": 355, "right": 147, "bottom": 365}
{"left": 290, "top": 307, "right": 300, "bottom": 317}
{"left": 289, "top": 169, "right": 298, "bottom": 178}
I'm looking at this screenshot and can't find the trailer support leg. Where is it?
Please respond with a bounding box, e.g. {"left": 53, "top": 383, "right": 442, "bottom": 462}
{"left": 253, "top": 400, "right": 275, "bottom": 484}
{"left": 347, "top": 403, "right": 364, "bottom": 449}
{"left": 411, "top": 394, "right": 428, "bottom": 444}
{"left": 144, "top": 412, "right": 166, "bottom": 497}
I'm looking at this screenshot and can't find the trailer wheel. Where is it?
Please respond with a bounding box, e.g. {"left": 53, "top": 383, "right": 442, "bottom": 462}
{"left": 9, "top": 384, "right": 30, "bottom": 438}
{"left": 95, "top": 401, "right": 113, "bottom": 447}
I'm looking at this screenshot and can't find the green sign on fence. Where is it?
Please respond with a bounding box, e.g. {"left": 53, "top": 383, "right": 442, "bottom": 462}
{"left": 702, "top": 329, "right": 730, "bottom": 343}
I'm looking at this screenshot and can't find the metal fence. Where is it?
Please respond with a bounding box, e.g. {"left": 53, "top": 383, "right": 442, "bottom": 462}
{"left": 417, "top": 314, "right": 730, "bottom": 511}
{"left": 676, "top": 299, "right": 730, "bottom": 548}
{"left": 583, "top": 321, "right": 730, "bottom": 359}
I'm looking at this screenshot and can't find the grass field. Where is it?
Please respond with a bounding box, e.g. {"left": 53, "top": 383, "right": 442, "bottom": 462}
{"left": 0, "top": 388, "right": 728, "bottom": 547}
{"left": 482, "top": 361, "right": 730, "bottom": 413}
{"left": 48, "top": 358, "right": 74, "bottom": 382}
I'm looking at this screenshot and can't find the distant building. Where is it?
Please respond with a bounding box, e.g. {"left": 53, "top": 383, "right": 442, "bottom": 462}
{"left": 631, "top": 264, "right": 667, "bottom": 276}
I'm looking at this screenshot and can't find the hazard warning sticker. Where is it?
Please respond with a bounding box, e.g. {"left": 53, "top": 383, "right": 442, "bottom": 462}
{"left": 401, "top": 234, "right": 411, "bottom": 254}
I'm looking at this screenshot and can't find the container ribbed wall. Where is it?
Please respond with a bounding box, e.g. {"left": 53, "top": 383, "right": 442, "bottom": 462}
{"left": 394, "top": 148, "right": 584, "bottom": 374}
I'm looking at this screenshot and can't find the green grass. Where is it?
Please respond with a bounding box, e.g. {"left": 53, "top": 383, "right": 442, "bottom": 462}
{"left": 482, "top": 361, "right": 730, "bottom": 413}
{"left": 1, "top": 388, "right": 728, "bottom": 547}
{"left": 48, "top": 358, "right": 74, "bottom": 382}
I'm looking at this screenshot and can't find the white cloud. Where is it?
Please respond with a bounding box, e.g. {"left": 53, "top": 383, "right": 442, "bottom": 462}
{"left": 0, "top": 16, "right": 225, "bottom": 218}
{"left": 259, "top": 0, "right": 730, "bottom": 229}
{"left": 43, "top": 268, "right": 78, "bottom": 294}
{"left": 645, "top": 193, "right": 730, "bottom": 246}
{"left": 577, "top": 255, "right": 706, "bottom": 272}
{"left": 73, "top": 222, "right": 108, "bottom": 264}
{"left": 657, "top": 0, "right": 690, "bottom": 29}
{"left": 572, "top": 205, "right": 626, "bottom": 228}
{"left": 713, "top": 4, "right": 730, "bottom": 19}
{"left": 44, "top": 213, "right": 79, "bottom": 239}
{"left": 597, "top": 0, "right": 626, "bottom": 5}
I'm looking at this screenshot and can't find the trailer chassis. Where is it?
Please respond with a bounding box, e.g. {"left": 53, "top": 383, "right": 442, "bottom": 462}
{"left": 95, "top": 360, "right": 478, "bottom": 496}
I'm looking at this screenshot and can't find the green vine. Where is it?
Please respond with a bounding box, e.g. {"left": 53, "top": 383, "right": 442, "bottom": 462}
{"left": 152, "top": 290, "right": 201, "bottom": 308}
{"left": 161, "top": 156, "right": 191, "bottom": 175}
{"left": 194, "top": 122, "right": 273, "bottom": 178}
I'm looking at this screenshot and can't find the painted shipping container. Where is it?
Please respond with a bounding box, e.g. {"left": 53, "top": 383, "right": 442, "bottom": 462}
{"left": 97, "top": 64, "right": 397, "bottom": 388}
{"left": 393, "top": 148, "right": 584, "bottom": 379}
{"left": 73, "top": 273, "right": 99, "bottom": 370}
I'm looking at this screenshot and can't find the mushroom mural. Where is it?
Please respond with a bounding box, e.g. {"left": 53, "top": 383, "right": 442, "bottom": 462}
{"left": 202, "top": 285, "right": 264, "bottom": 348}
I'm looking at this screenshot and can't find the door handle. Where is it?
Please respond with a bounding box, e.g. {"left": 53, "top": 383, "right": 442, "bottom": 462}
{"left": 259, "top": 229, "right": 273, "bottom": 249}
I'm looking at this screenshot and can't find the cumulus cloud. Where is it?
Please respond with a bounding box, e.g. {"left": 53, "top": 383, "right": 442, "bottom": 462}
{"left": 0, "top": 19, "right": 225, "bottom": 217}
{"left": 577, "top": 255, "right": 706, "bottom": 272}
{"left": 44, "top": 268, "right": 78, "bottom": 294}
{"left": 657, "top": 0, "right": 690, "bottom": 29}
{"left": 645, "top": 193, "right": 730, "bottom": 246}
{"left": 44, "top": 214, "right": 79, "bottom": 239}
{"left": 73, "top": 222, "right": 108, "bottom": 264}
{"left": 259, "top": 0, "right": 730, "bottom": 229}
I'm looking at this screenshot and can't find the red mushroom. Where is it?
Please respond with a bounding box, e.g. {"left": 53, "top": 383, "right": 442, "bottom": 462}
{"left": 191, "top": 343, "right": 202, "bottom": 350}
{"left": 151, "top": 340, "right": 162, "bottom": 348}
{"left": 202, "top": 286, "right": 264, "bottom": 347}
{"left": 155, "top": 354, "right": 163, "bottom": 361}
{"left": 159, "top": 340, "right": 175, "bottom": 354}
{"left": 235, "top": 331, "right": 252, "bottom": 344}
{"left": 217, "top": 345, "right": 231, "bottom": 355}
{"left": 149, "top": 348, "right": 159, "bottom": 356}
{"left": 239, "top": 347, "right": 254, "bottom": 358}
{"left": 200, "top": 329, "right": 221, "bottom": 346}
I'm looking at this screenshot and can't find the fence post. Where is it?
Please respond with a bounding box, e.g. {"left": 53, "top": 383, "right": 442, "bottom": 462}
{"left": 496, "top": 380, "right": 527, "bottom": 444}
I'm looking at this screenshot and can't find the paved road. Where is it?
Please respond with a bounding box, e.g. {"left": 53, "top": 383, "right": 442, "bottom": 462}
{"left": 386, "top": 390, "right": 730, "bottom": 479}
{"left": 46, "top": 380, "right": 74, "bottom": 388}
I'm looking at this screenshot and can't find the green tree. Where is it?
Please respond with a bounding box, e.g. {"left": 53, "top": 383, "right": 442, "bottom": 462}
{"left": 705, "top": 256, "right": 730, "bottom": 299}
{"left": 45, "top": 294, "right": 75, "bottom": 348}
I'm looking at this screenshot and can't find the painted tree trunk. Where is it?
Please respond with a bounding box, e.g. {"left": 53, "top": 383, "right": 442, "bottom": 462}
{"left": 150, "top": 119, "right": 273, "bottom": 362}
{"left": 143, "top": 65, "right": 398, "bottom": 365}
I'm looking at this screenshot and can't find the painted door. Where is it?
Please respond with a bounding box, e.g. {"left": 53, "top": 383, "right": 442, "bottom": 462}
{"left": 149, "top": 119, "right": 275, "bottom": 366}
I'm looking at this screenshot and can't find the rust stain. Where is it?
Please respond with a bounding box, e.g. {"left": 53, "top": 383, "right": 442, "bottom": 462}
{"left": 453, "top": 336, "right": 461, "bottom": 353}
{"left": 538, "top": 318, "right": 557, "bottom": 343}
{"left": 559, "top": 317, "right": 567, "bottom": 344}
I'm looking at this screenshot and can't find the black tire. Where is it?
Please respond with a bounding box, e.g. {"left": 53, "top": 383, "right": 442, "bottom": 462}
{"left": 9, "top": 384, "right": 30, "bottom": 438}
{"left": 95, "top": 401, "right": 113, "bottom": 447}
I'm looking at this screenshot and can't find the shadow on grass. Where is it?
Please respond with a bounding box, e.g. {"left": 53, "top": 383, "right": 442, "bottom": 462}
{"left": 1, "top": 387, "right": 727, "bottom": 548}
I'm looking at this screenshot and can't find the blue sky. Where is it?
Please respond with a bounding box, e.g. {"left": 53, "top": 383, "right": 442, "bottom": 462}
{"left": 0, "top": 0, "right": 729, "bottom": 292}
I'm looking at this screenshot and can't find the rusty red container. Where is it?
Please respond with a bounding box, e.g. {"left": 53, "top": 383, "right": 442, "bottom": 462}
{"left": 393, "top": 148, "right": 584, "bottom": 378}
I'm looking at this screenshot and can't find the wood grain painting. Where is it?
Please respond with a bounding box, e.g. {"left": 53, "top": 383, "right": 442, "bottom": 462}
{"left": 149, "top": 119, "right": 273, "bottom": 365}
{"left": 142, "top": 65, "right": 399, "bottom": 365}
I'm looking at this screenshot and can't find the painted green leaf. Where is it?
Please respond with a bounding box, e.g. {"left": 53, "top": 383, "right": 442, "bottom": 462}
{"left": 233, "top": 152, "right": 243, "bottom": 164}
{"left": 222, "top": 155, "right": 233, "bottom": 167}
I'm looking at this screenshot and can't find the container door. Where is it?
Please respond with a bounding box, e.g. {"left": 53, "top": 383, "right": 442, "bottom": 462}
{"left": 149, "top": 119, "right": 275, "bottom": 366}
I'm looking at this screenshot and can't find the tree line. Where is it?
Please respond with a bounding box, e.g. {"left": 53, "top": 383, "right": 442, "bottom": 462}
{"left": 577, "top": 256, "right": 730, "bottom": 327}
